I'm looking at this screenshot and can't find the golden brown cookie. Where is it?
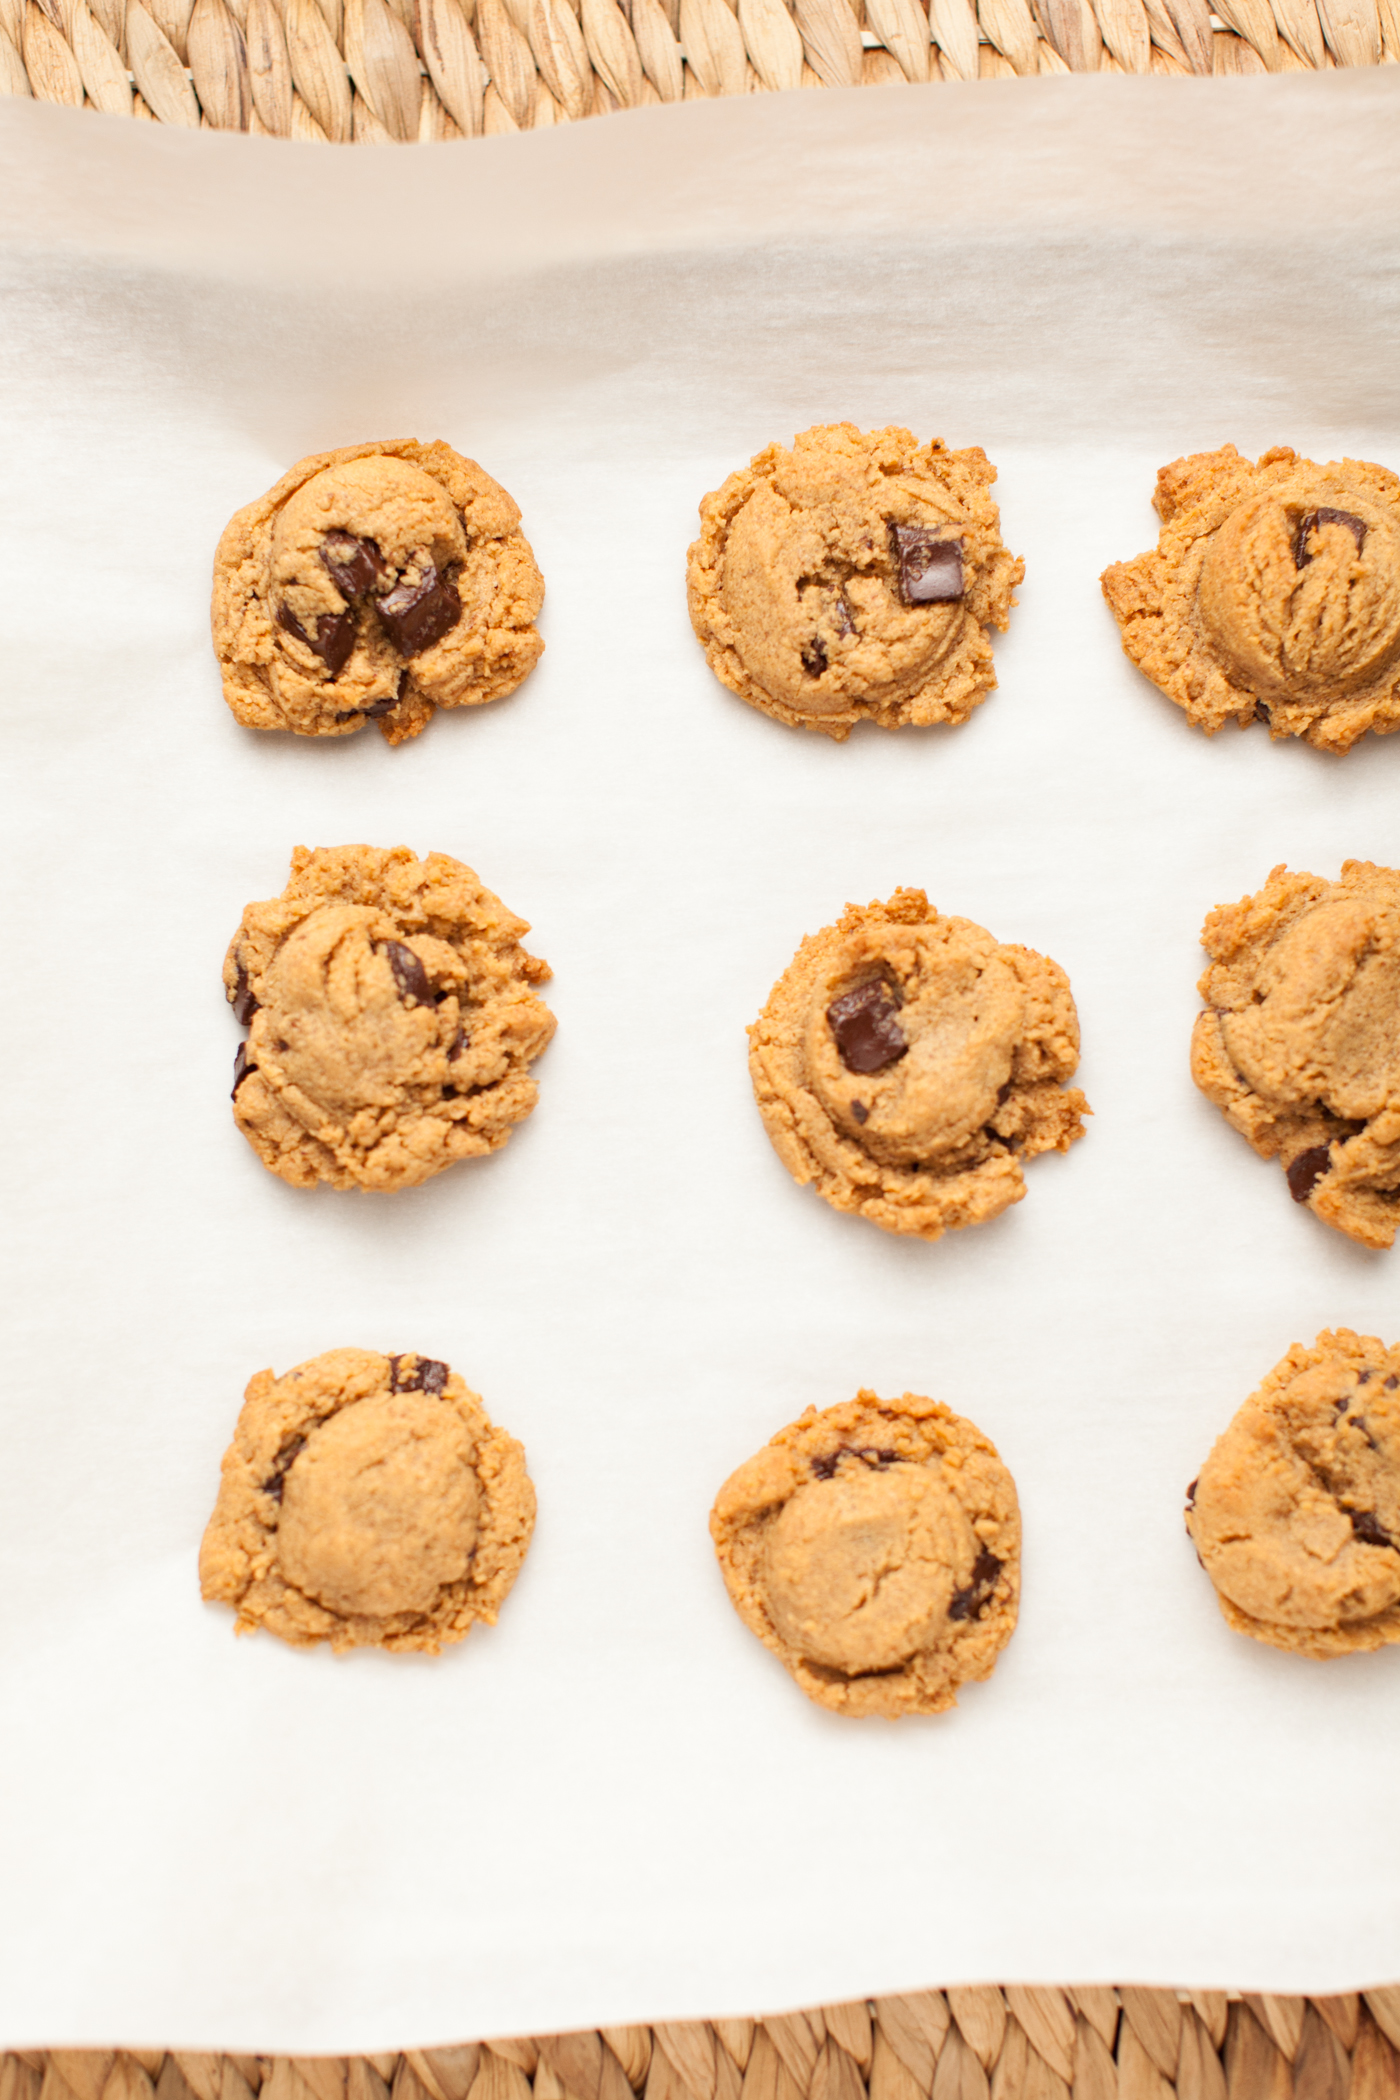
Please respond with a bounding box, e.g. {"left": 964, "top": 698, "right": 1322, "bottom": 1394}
{"left": 1101, "top": 443, "right": 1400, "bottom": 752}
{"left": 711, "top": 1391, "right": 1020, "bottom": 1716}
{"left": 1186, "top": 1332, "right": 1400, "bottom": 1659}
{"left": 199, "top": 1348, "right": 536, "bottom": 1655}
{"left": 748, "top": 888, "right": 1089, "bottom": 1240}
{"left": 1191, "top": 861, "right": 1400, "bottom": 1249}
{"left": 686, "top": 423, "right": 1023, "bottom": 739}
{"left": 227, "top": 844, "right": 555, "bottom": 1193}
{"left": 212, "top": 440, "right": 544, "bottom": 745}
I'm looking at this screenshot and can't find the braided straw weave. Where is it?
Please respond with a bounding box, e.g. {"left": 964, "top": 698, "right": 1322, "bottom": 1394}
{"left": 9, "top": 1988, "right": 1400, "bottom": 2100}
{"left": 0, "top": 0, "right": 1395, "bottom": 141}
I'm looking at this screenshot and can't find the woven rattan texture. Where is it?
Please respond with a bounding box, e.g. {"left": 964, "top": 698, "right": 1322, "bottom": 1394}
{"left": 0, "top": 0, "right": 1396, "bottom": 140}
{"left": 9, "top": 1989, "right": 1400, "bottom": 2100}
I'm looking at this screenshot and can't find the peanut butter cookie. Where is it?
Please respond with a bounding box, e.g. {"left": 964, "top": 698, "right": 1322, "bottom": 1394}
{"left": 748, "top": 888, "right": 1089, "bottom": 1240}
{"left": 1191, "top": 861, "right": 1400, "bottom": 1249}
{"left": 226, "top": 844, "right": 555, "bottom": 1193}
{"left": 1101, "top": 444, "right": 1400, "bottom": 752}
{"left": 1186, "top": 1332, "right": 1400, "bottom": 1659}
{"left": 200, "top": 1348, "right": 535, "bottom": 1655}
{"left": 711, "top": 1391, "right": 1020, "bottom": 1716}
{"left": 212, "top": 440, "right": 544, "bottom": 745}
{"left": 686, "top": 423, "right": 1023, "bottom": 739}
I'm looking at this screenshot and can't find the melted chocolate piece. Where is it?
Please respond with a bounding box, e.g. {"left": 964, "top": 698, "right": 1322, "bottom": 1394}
{"left": 1286, "top": 1144, "right": 1331, "bottom": 1203}
{"left": 1293, "top": 507, "right": 1367, "bottom": 569}
{"left": 833, "top": 594, "right": 856, "bottom": 637}
{"left": 800, "top": 637, "right": 828, "bottom": 678}
{"left": 231, "top": 957, "right": 258, "bottom": 1026}
{"left": 321, "top": 530, "right": 387, "bottom": 598}
{"left": 1349, "top": 1508, "right": 1398, "bottom": 1551}
{"left": 388, "top": 1354, "right": 450, "bottom": 1394}
{"left": 261, "top": 1432, "right": 306, "bottom": 1503}
{"left": 949, "top": 1549, "right": 1003, "bottom": 1622}
{"left": 827, "top": 980, "right": 908, "bottom": 1075}
{"left": 376, "top": 563, "right": 462, "bottom": 656}
{"left": 850, "top": 1099, "right": 869, "bottom": 1124}
{"left": 1185, "top": 1477, "right": 1198, "bottom": 1507}
{"left": 384, "top": 940, "right": 430, "bottom": 1006}
{"left": 890, "top": 524, "right": 965, "bottom": 606}
{"left": 277, "top": 602, "right": 357, "bottom": 678}
{"left": 232, "top": 1042, "right": 256, "bottom": 1098}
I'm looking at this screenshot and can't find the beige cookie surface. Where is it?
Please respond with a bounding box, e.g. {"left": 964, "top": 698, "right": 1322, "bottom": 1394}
{"left": 212, "top": 440, "right": 544, "bottom": 745}
{"left": 1191, "top": 860, "right": 1400, "bottom": 1249}
{"left": 1187, "top": 1331, "right": 1400, "bottom": 1659}
{"left": 199, "top": 1348, "right": 536, "bottom": 1655}
{"left": 749, "top": 888, "right": 1088, "bottom": 1240}
{"left": 226, "top": 844, "right": 555, "bottom": 1193}
{"left": 711, "top": 1391, "right": 1020, "bottom": 1716}
{"left": 1101, "top": 443, "right": 1400, "bottom": 752}
{"left": 686, "top": 423, "right": 1023, "bottom": 739}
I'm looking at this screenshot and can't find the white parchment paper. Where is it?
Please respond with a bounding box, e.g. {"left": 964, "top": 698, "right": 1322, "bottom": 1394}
{"left": 3, "top": 72, "right": 1400, "bottom": 2050}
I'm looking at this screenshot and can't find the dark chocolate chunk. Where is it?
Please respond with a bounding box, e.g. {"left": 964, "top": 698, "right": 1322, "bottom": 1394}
{"left": 800, "top": 637, "right": 828, "bottom": 678}
{"left": 334, "top": 693, "right": 400, "bottom": 724}
{"left": 1360, "top": 1370, "right": 1375, "bottom": 1386}
{"left": 388, "top": 1353, "right": 450, "bottom": 1394}
{"left": 1293, "top": 507, "right": 1367, "bottom": 569}
{"left": 1387, "top": 1376, "right": 1399, "bottom": 1391}
{"left": 231, "top": 957, "right": 258, "bottom": 1026}
{"left": 832, "top": 593, "right": 856, "bottom": 637}
{"left": 232, "top": 1042, "right": 256, "bottom": 1098}
{"left": 850, "top": 1099, "right": 869, "bottom": 1124}
{"left": 277, "top": 601, "right": 356, "bottom": 678}
{"left": 1286, "top": 1144, "right": 1331, "bottom": 1203}
{"left": 448, "top": 1028, "right": 471, "bottom": 1061}
{"left": 1185, "top": 1478, "right": 1198, "bottom": 1507}
{"left": 376, "top": 562, "right": 462, "bottom": 656}
{"left": 1349, "top": 1508, "right": 1398, "bottom": 1552}
{"left": 320, "top": 531, "right": 387, "bottom": 599}
{"left": 811, "top": 1453, "right": 840, "bottom": 1479}
{"left": 827, "top": 979, "right": 908, "bottom": 1075}
{"left": 855, "top": 1447, "right": 900, "bottom": 1467}
{"left": 261, "top": 1432, "right": 306, "bottom": 1503}
{"left": 948, "top": 1549, "right": 1003, "bottom": 1622}
{"left": 384, "top": 940, "right": 430, "bottom": 1006}
{"left": 889, "top": 524, "right": 965, "bottom": 606}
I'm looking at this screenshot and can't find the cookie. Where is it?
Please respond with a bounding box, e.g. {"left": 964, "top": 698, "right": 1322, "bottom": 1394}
{"left": 1186, "top": 1332, "right": 1400, "bottom": 1659}
{"left": 199, "top": 1348, "right": 535, "bottom": 1654}
{"left": 212, "top": 440, "right": 544, "bottom": 745}
{"left": 748, "top": 888, "right": 1089, "bottom": 1240}
{"left": 1191, "top": 861, "right": 1400, "bottom": 1249}
{"left": 1101, "top": 444, "right": 1400, "bottom": 752}
{"left": 711, "top": 1391, "right": 1020, "bottom": 1716}
{"left": 686, "top": 423, "right": 1023, "bottom": 739}
{"left": 227, "top": 844, "right": 555, "bottom": 1192}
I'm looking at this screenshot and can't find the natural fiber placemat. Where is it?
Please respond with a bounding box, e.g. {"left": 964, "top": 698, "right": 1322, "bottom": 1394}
{"left": 7, "top": 1989, "right": 1400, "bottom": 2100}
{"left": 1, "top": 0, "right": 1395, "bottom": 141}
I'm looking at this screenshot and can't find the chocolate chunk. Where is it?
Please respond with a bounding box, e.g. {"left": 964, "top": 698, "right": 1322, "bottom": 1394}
{"left": 850, "top": 1099, "right": 869, "bottom": 1124}
{"left": 1185, "top": 1477, "right": 1198, "bottom": 1507}
{"left": 1286, "top": 1144, "right": 1331, "bottom": 1203}
{"left": 800, "top": 637, "right": 828, "bottom": 678}
{"left": 261, "top": 1432, "right": 306, "bottom": 1503}
{"left": 890, "top": 524, "right": 965, "bottom": 606}
{"left": 811, "top": 1453, "right": 840, "bottom": 1479}
{"left": 320, "top": 531, "right": 387, "bottom": 598}
{"left": 949, "top": 1549, "right": 1003, "bottom": 1622}
{"left": 827, "top": 979, "right": 908, "bottom": 1075}
{"left": 448, "top": 1028, "right": 471, "bottom": 1061}
{"left": 376, "top": 562, "right": 461, "bottom": 656}
{"left": 232, "top": 1042, "right": 256, "bottom": 1097}
{"left": 832, "top": 593, "right": 855, "bottom": 637}
{"left": 384, "top": 940, "right": 430, "bottom": 1006}
{"left": 1350, "top": 1508, "right": 1398, "bottom": 1551}
{"left": 231, "top": 957, "right": 258, "bottom": 1026}
{"left": 855, "top": 1447, "right": 900, "bottom": 1467}
{"left": 1359, "top": 1370, "right": 1375, "bottom": 1386}
{"left": 1293, "top": 507, "right": 1367, "bottom": 569}
{"left": 277, "top": 602, "right": 357, "bottom": 678}
{"left": 1387, "top": 1376, "right": 1399, "bottom": 1391}
{"left": 388, "top": 1354, "right": 450, "bottom": 1394}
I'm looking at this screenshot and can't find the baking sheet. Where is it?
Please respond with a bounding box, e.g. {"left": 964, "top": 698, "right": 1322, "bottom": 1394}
{"left": 3, "top": 72, "right": 1400, "bottom": 2052}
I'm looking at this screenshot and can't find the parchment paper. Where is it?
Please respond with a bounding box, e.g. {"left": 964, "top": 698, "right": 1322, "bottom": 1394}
{"left": 3, "top": 71, "right": 1400, "bottom": 2051}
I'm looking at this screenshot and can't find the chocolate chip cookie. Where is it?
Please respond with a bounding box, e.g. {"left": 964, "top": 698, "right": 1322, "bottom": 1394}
{"left": 1191, "top": 861, "right": 1400, "bottom": 1249}
{"left": 749, "top": 888, "right": 1089, "bottom": 1239}
{"left": 212, "top": 440, "right": 544, "bottom": 745}
{"left": 711, "top": 1391, "right": 1020, "bottom": 1716}
{"left": 686, "top": 423, "right": 1023, "bottom": 739}
{"left": 200, "top": 1348, "right": 536, "bottom": 1654}
{"left": 1101, "top": 444, "right": 1400, "bottom": 752}
{"left": 227, "top": 844, "right": 555, "bottom": 1192}
{"left": 1186, "top": 1332, "right": 1400, "bottom": 1659}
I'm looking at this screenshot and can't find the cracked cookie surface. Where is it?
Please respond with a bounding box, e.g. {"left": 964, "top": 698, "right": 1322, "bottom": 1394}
{"left": 748, "top": 888, "right": 1088, "bottom": 1240}
{"left": 226, "top": 844, "right": 555, "bottom": 1193}
{"left": 1101, "top": 444, "right": 1400, "bottom": 752}
{"left": 711, "top": 1391, "right": 1020, "bottom": 1716}
{"left": 686, "top": 423, "right": 1023, "bottom": 739}
{"left": 199, "top": 1348, "right": 536, "bottom": 1655}
{"left": 1187, "top": 1331, "right": 1400, "bottom": 1659}
{"left": 212, "top": 440, "right": 544, "bottom": 745}
{"left": 1191, "top": 861, "right": 1400, "bottom": 1249}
